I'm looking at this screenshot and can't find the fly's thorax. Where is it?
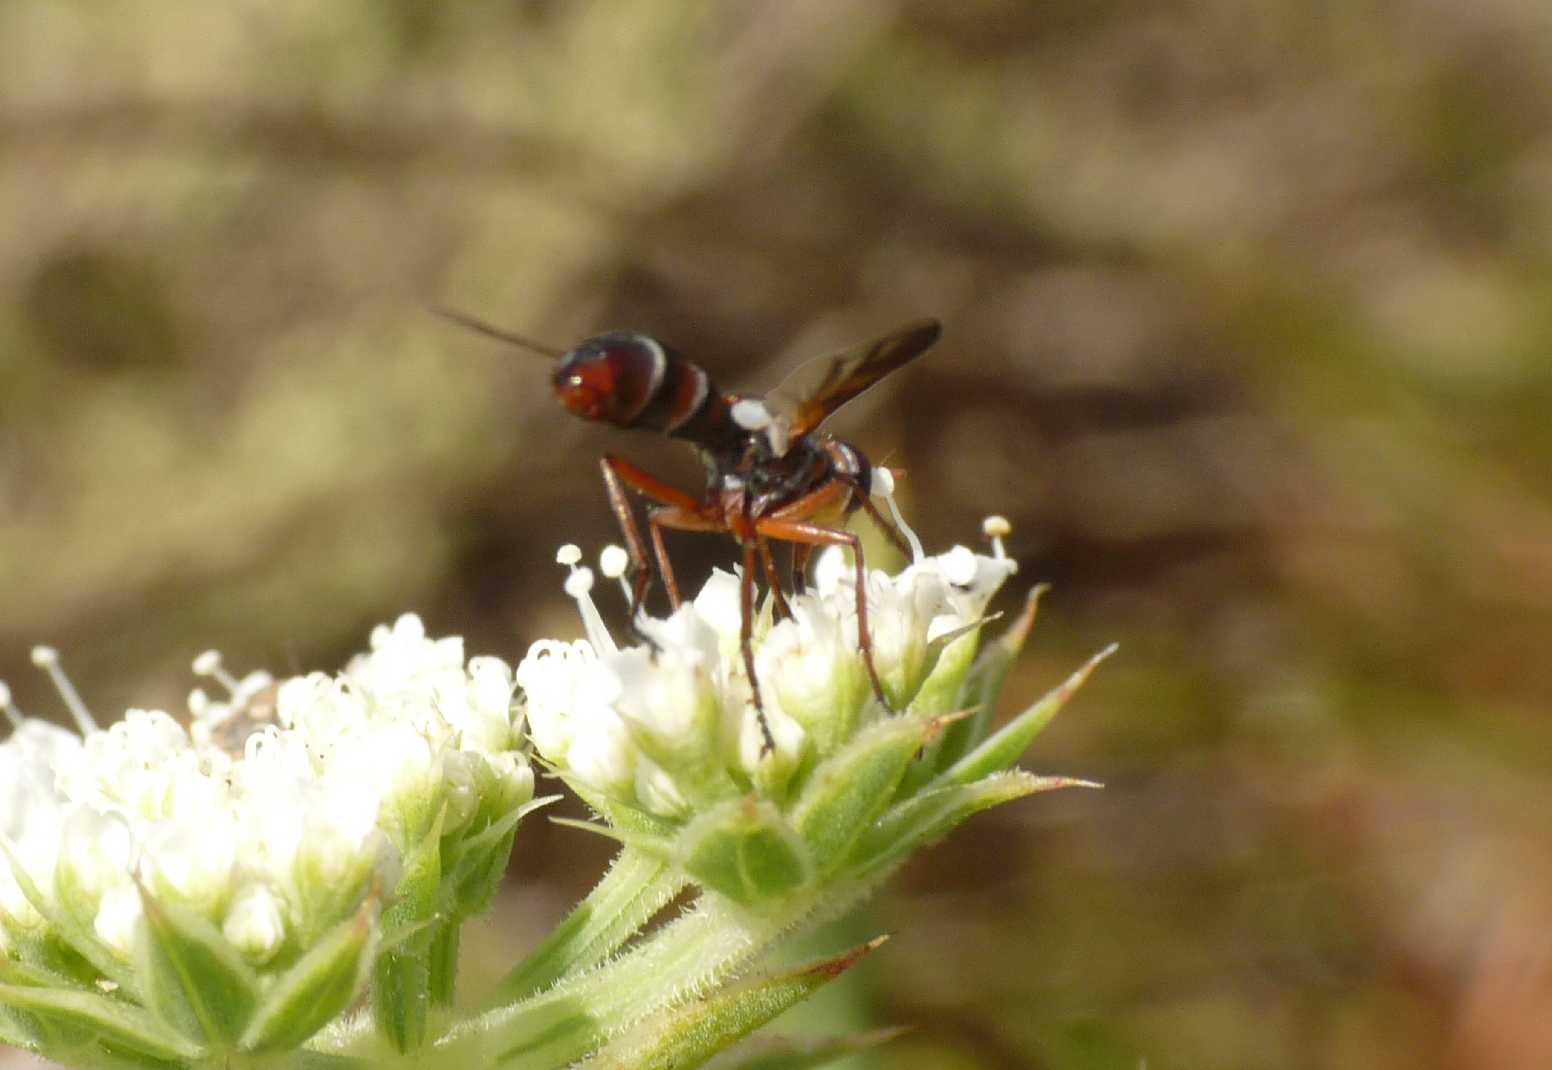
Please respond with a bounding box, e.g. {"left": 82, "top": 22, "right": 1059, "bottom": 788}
{"left": 826, "top": 440, "right": 872, "bottom": 504}
{"left": 742, "top": 438, "right": 831, "bottom": 517}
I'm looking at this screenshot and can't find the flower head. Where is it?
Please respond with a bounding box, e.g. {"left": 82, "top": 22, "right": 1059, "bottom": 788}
{"left": 508, "top": 494, "right": 1085, "bottom": 905}
{"left": 0, "top": 615, "right": 534, "bottom": 1060}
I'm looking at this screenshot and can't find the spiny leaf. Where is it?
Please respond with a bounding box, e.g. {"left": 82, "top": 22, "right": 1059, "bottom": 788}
{"left": 240, "top": 898, "right": 378, "bottom": 1052}
{"left": 571, "top": 937, "right": 889, "bottom": 1070}
{"left": 135, "top": 883, "right": 260, "bottom": 1050}
{"left": 0, "top": 980, "right": 201, "bottom": 1063}
{"left": 444, "top": 793, "right": 560, "bottom": 890}
{"left": 492, "top": 847, "right": 686, "bottom": 1003}
{"left": 850, "top": 771, "right": 1098, "bottom": 878}
{"left": 792, "top": 712, "right": 957, "bottom": 873}
{"left": 940, "top": 643, "right": 1116, "bottom": 787}
{"left": 372, "top": 810, "right": 444, "bottom": 1054}
{"left": 937, "top": 583, "right": 1048, "bottom": 772}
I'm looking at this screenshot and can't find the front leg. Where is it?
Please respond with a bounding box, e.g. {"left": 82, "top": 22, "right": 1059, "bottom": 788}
{"left": 599, "top": 454, "right": 712, "bottom": 625}
{"left": 758, "top": 538, "right": 793, "bottom": 621}
{"left": 647, "top": 506, "right": 724, "bottom": 612}
{"left": 790, "top": 542, "right": 814, "bottom": 595}
{"left": 740, "top": 539, "right": 778, "bottom": 754}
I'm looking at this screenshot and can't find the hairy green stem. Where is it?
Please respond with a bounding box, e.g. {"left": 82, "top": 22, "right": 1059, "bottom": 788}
{"left": 490, "top": 847, "right": 685, "bottom": 1005}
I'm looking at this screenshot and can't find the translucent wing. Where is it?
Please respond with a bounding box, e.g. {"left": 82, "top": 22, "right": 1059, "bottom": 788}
{"left": 759, "top": 319, "right": 941, "bottom": 455}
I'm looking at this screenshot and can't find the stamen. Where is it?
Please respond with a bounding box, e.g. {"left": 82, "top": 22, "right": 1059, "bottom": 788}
{"left": 0, "top": 680, "right": 22, "bottom": 731}
{"left": 188, "top": 688, "right": 211, "bottom": 718}
{"left": 982, "top": 515, "right": 1011, "bottom": 560}
{"left": 557, "top": 550, "right": 618, "bottom": 657}
{"left": 872, "top": 467, "right": 924, "bottom": 564}
{"left": 30, "top": 645, "right": 97, "bottom": 735}
{"left": 191, "top": 650, "right": 243, "bottom": 695}
{"left": 562, "top": 567, "right": 594, "bottom": 600}
{"left": 599, "top": 544, "right": 632, "bottom": 605}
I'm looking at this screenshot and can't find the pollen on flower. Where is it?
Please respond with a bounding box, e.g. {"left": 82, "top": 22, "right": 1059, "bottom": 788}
{"left": 982, "top": 514, "right": 1011, "bottom": 559}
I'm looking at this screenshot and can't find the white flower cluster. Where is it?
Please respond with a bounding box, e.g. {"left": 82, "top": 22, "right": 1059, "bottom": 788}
{"left": 0, "top": 615, "right": 531, "bottom": 967}
{"left": 516, "top": 514, "right": 1019, "bottom": 817}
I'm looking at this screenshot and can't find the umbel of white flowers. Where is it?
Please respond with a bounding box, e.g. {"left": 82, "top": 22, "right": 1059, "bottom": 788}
{"left": 514, "top": 500, "right": 1106, "bottom": 906}
{"left": 0, "top": 481, "right": 1111, "bottom": 1070}
{"left": 0, "top": 619, "right": 535, "bottom": 1061}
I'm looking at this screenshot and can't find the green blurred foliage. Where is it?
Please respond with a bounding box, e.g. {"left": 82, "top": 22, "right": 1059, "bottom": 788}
{"left": 4, "top": 2, "right": 1551, "bottom": 1067}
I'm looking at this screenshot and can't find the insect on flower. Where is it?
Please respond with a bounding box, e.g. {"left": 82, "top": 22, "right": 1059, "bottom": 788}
{"left": 438, "top": 308, "right": 941, "bottom": 750}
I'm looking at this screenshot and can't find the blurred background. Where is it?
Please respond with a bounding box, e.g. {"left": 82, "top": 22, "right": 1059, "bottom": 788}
{"left": 3, "top": 3, "right": 1551, "bottom": 1067}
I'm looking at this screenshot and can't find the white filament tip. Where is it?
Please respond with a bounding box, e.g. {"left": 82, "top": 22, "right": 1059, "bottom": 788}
{"left": 188, "top": 688, "right": 210, "bottom": 716}
{"left": 191, "top": 650, "right": 223, "bottom": 676}
{"left": 599, "top": 545, "right": 630, "bottom": 580}
{"left": 30, "top": 646, "right": 59, "bottom": 668}
{"left": 0, "top": 681, "right": 10, "bottom": 707}
{"left": 982, "top": 515, "right": 1011, "bottom": 539}
{"left": 872, "top": 467, "right": 897, "bottom": 497}
{"left": 556, "top": 544, "right": 583, "bottom": 566}
{"left": 563, "top": 567, "right": 596, "bottom": 599}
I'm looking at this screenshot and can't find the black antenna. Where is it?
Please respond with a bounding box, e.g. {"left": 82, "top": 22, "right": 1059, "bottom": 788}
{"left": 433, "top": 306, "right": 566, "bottom": 360}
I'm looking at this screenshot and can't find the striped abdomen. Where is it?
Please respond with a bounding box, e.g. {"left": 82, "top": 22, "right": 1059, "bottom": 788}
{"left": 551, "top": 331, "right": 742, "bottom": 454}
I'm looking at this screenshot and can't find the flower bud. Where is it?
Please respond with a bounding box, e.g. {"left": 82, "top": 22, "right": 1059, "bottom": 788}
{"left": 224, "top": 882, "right": 288, "bottom": 963}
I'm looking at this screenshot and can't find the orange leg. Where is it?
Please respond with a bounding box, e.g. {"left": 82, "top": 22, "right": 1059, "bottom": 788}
{"left": 600, "top": 455, "right": 713, "bottom": 622}
{"left": 739, "top": 539, "right": 777, "bottom": 753}
{"left": 648, "top": 506, "right": 723, "bottom": 611}
{"left": 765, "top": 471, "right": 853, "bottom": 521}
{"left": 756, "top": 516, "right": 892, "bottom": 712}
{"left": 790, "top": 542, "right": 814, "bottom": 594}
{"left": 758, "top": 538, "right": 793, "bottom": 620}
{"left": 761, "top": 476, "right": 894, "bottom": 706}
